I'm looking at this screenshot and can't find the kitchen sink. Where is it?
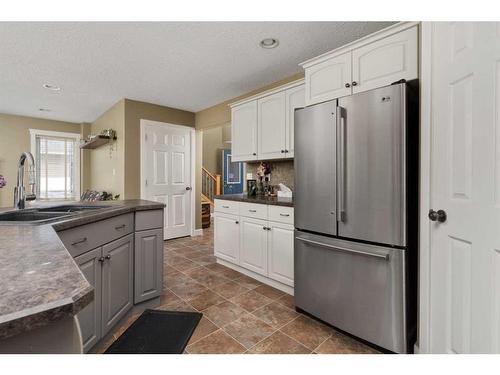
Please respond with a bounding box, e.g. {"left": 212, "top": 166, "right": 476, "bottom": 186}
{"left": 0, "top": 210, "right": 74, "bottom": 223}
{"left": 38, "top": 205, "right": 111, "bottom": 213}
{"left": 0, "top": 205, "right": 111, "bottom": 224}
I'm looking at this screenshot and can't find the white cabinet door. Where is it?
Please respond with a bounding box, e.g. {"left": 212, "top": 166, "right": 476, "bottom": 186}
{"left": 258, "top": 91, "right": 286, "bottom": 160}
{"left": 285, "top": 84, "right": 305, "bottom": 158}
{"left": 240, "top": 217, "right": 268, "bottom": 276}
{"left": 214, "top": 213, "right": 240, "bottom": 263}
{"left": 352, "top": 26, "right": 418, "bottom": 94}
{"left": 305, "top": 51, "right": 352, "bottom": 106}
{"left": 231, "top": 101, "right": 258, "bottom": 162}
{"left": 267, "top": 222, "right": 294, "bottom": 287}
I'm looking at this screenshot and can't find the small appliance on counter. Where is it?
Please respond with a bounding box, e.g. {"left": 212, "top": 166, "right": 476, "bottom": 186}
{"left": 247, "top": 179, "right": 257, "bottom": 197}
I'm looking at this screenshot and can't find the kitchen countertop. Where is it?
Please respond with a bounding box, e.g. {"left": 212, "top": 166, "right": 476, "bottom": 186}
{"left": 0, "top": 199, "right": 165, "bottom": 340}
{"left": 214, "top": 194, "right": 293, "bottom": 207}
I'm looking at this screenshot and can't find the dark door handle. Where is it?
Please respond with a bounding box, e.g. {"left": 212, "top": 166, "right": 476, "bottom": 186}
{"left": 428, "top": 209, "right": 447, "bottom": 223}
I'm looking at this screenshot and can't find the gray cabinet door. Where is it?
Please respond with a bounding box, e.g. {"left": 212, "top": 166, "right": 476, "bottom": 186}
{"left": 134, "top": 229, "right": 163, "bottom": 303}
{"left": 101, "top": 234, "right": 134, "bottom": 336}
{"left": 75, "top": 247, "right": 102, "bottom": 353}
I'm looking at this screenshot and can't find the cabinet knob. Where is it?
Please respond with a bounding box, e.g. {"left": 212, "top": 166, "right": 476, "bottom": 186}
{"left": 345, "top": 83, "right": 351, "bottom": 88}
{"left": 98, "top": 257, "right": 105, "bottom": 263}
{"left": 280, "top": 150, "right": 285, "bottom": 153}
{"left": 352, "top": 81, "right": 358, "bottom": 86}
{"left": 235, "top": 221, "right": 239, "bottom": 224}
{"left": 284, "top": 149, "right": 289, "bottom": 153}
{"left": 105, "top": 255, "right": 111, "bottom": 260}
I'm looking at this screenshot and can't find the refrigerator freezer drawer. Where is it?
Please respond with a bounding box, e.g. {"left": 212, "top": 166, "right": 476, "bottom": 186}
{"left": 294, "top": 231, "right": 407, "bottom": 353}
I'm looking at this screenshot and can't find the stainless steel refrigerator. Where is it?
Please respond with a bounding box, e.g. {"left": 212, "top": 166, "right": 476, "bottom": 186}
{"left": 294, "top": 81, "right": 418, "bottom": 353}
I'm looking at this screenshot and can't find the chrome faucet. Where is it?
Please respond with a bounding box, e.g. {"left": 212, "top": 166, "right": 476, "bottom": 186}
{"left": 13, "top": 152, "right": 37, "bottom": 209}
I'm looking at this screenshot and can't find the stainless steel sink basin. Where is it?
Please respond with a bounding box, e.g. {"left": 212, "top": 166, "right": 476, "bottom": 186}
{"left": 38, "top": 205, "right": 111, "bottom": 213}
{"left": 0, "top": 205, "right": 111, "bottom": 224}
{"left": 0, "top": 210, "right": 73, "bottom": 224}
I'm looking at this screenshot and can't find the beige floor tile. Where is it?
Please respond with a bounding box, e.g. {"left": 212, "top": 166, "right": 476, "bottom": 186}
{"left": 276, "top": 294, "right": 296, "bottom": 310}
{"left": 280, "top": 315, "right": 333, "bottom": 351}
{"left": 314, "top": 332, "right": 380, "bottom": 354}
{"left": 187, "top": 317, "right": 219, "bottom": 345}
{"left": 234, "top": 274, "right": 263, "bottom": 290}
{"left": 230, "top": 289, "right": 273, "bottom": 312}
{"left": 169, "top": 278, "right": 209, "bottom": 300}
{"left": 202, "top": 300, "right": 247, "bottom": 326}
{"left": 204, "top": 264, "right": 242, "bottom": 280}
{"left": 185, "top": 267, "right": 229, "bottom": 288}
{"left": 156, "top": 298, "right": 197, "bottom": 312}
{"left": 223, "top": 314, "right": 275, "bottom": 349}
{"left": 210, "top": 281, "right": 250, "bottom": 299}
{"left": 186, "top": 330, "right": 245, "bottom": 354}
{"left": 247, "top": 331, "right": 310, "bottom": 354}
{"left": 252, "top": 302, "right": 299, "bottom": 329}
{"left": 254, "top": 285, "right": 286, "bottom": 300}
{"left": 192, "top": 255, "right": 217, "bottom": 266}
{"left": 187, "top": 289, "right": 227, "bottom": 311}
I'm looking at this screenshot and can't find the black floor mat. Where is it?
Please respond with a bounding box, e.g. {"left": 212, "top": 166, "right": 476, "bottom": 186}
{"left": 104, "top": 309, "right": 202, "bottom": 354}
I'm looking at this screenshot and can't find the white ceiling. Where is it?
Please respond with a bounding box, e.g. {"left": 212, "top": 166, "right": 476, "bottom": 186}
{"left": 0, "top": 22, "right": 394, "bottom": 123}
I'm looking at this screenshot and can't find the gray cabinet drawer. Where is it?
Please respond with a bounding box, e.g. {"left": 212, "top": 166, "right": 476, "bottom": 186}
{"left": 135, "top": 209, "right": 163, "bottom": 231}
{"left": 58, "top": 213, "right": 134, "bottom": 258}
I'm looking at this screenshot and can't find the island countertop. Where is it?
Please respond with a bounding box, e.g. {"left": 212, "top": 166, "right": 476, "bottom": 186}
{"left": 0, "top": 199, "right": 165, "bottom": 340}
{"left": 214, "top": 194, "right": 293, "bottom": 207}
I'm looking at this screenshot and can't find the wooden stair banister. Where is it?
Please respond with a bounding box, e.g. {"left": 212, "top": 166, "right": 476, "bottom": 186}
{"left": 201, "top": 166, "right": 221, "bottom": 204}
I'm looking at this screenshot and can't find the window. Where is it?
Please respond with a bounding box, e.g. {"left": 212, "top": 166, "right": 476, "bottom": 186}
{"left": 30, "top": 129, "right": 80, "bottom": 200}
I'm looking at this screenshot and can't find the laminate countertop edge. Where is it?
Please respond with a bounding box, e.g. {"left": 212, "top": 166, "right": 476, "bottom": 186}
{"left": 0, "top": 199, "right": 165, "bottom": 341}
{"left": 214, "top": 194, "right": 294, "bottom": 207}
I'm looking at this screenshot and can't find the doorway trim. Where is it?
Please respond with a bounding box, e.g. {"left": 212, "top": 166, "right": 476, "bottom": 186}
{"left": 418, "top": 21, "right": 432, "bottom": 354}
{"left": 139, "top": 119, "right": 197, "bottom": 238}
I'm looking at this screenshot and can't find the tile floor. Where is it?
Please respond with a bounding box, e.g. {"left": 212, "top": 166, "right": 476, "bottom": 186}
{"left": 95, "top": 224, "right": 379, "bottom": 354}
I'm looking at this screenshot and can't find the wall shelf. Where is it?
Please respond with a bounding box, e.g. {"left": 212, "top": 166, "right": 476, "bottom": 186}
{"left": 80, "top": 135, "right": 116, "bottom": 150}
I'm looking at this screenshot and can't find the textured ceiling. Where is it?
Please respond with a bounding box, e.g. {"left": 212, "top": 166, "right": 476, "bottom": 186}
{"left": 0, "top": 22, "right": 394, "bottom": 123}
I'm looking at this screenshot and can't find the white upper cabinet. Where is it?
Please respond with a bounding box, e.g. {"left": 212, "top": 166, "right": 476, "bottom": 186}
{"left": 285, "top": 85, "right": 305, "bottom": 158}
{"left": 304, "top": 51, "right": 352, "bottom": 106}
{"left": 231, "top": 100, "right": 258, "bottom": 162}
{"left": 352, "top": 26, "right": 418, "bottom": 94}
{"left": 258, "top": 91, "right": 286, "bottom": 160}
{"left": 230, "top": 81, "right": 304, "bottom": 162}
{"left": 301, "top": 23, "right": 419, "bottom": 105}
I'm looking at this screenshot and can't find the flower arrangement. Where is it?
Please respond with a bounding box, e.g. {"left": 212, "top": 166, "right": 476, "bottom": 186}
{"left": 256, "top": 162, "right": 271, "bottom": 181}
{"left": 0, "top": 175, "right": 6, "bottom": 189}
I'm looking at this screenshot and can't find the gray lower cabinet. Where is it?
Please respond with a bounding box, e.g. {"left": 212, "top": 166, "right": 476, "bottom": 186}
{"left": 101, "top": 234, "right": 134, "bottom": 337}
{"left": 75, "top": 248, "right": 102, "bottom": 353}
{"left": 134, "top": 229, "right": 163, "bottom": 303}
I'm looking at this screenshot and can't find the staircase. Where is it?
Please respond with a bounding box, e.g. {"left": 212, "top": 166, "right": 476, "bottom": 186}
{"left": 201, "top": 167, "right": 221, "bottom": 229}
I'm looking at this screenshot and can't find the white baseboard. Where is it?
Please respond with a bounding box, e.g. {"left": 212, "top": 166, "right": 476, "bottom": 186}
{"left": 192, "top": 229, "right": 203, "bottom": 237}
{"left": 217, "top": 258, "right": 294, "bottom": 296}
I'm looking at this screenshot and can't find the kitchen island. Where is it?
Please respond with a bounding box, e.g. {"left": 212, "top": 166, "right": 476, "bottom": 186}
{"left": 0, "top": 199, "right": 164, "bottom": 353}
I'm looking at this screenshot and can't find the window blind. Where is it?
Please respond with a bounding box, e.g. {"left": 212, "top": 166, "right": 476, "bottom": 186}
{"left": 35, "top": 135, "right": 78, "bottom": 200}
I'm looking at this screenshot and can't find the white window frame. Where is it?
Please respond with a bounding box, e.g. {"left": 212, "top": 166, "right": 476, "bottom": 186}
{"left": 29, "top": 128, "right": 81, "bottom": 201}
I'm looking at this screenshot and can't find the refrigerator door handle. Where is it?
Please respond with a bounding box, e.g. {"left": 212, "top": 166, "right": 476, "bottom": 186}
{"left": 296, "top": 237, "right": 389, "bottom": 261}
{"left": 337, "top": 106, "right": 347, "bottom": 222}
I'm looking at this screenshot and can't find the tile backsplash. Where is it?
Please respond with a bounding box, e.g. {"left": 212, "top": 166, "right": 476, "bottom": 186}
{"left": 245, "top": 160, "right": 294, "bottom": 191}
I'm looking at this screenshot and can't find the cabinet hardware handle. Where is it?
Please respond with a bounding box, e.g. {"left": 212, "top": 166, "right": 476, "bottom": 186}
{"left": 222, "top": 205, "right": 230, "bottom": 208}
{"left": 279, "top": 213, "right": 290, "bottom": 217}
{"left": 235, "top": 221, "right": 239, "bottom": 224}
{"left": 249, "top": 209, "right": 257, "bottom": 212}
{"left": 284, "top": 149, "right": 289, "bottom": 153}
{"left": 280, "top": 150, "right": 284, "bottom": 153}
{"left": 98, "top": 257, "right": 105, "bottom": 263}
{"left": 252, "top": 153, "right": 257, "bottom": 156}
{"left": 263, "top": 226, "right": 267, "bottom": 230}
{"left": 352, "top": 81, "right": 358, "bottom": 86}
{"left": 115, "top": 224, "right": 126, "bottom": 230}
{"left": 71, "top": 237, "right": 87, "bottom": 245}
{"left": 345, "top": 83, "right": 351, "bottom": 88}
{"left": 105, "top": 255, "right": 111, "bottom": 260}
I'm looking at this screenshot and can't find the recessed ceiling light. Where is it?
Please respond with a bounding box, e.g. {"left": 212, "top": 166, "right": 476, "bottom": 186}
{"left": 43, "top": 83, "right": 61, "bottom": 91}
{"left": 38, "top": 108, "right": 51, "bottom": 112}
{"left": 260, "top": 38, "right": 279, "bottom": 49}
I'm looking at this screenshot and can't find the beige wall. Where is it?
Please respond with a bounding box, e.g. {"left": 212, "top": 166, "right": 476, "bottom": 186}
{"left": 123, "top": 99, "right": 195, "bottom": 199}
{"left": 202, "top": 123, "right": 231, "bottom": 175}
{"left": 0, "top": 113, "right": 81, "bottom": 207}
{"left": 89, "top": 99, "right": 126, "bottom": 198}
{"left": 195, "top": 72, "right": 304, "bottom": 130}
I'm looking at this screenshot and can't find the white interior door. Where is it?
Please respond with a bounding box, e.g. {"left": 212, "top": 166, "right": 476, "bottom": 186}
{"left": 427, "top": 22, "right": 500, "bottom": 353}
{"left": 141, "top": 120, "right": 192, "bottom": 240}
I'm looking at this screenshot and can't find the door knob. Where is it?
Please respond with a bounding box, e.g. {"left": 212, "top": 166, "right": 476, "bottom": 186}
{"left": 428, "top": 209, "right": 447, "bottom": 223}
{"left": 185, "top": 187, "right": 192, "bottom": 191}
